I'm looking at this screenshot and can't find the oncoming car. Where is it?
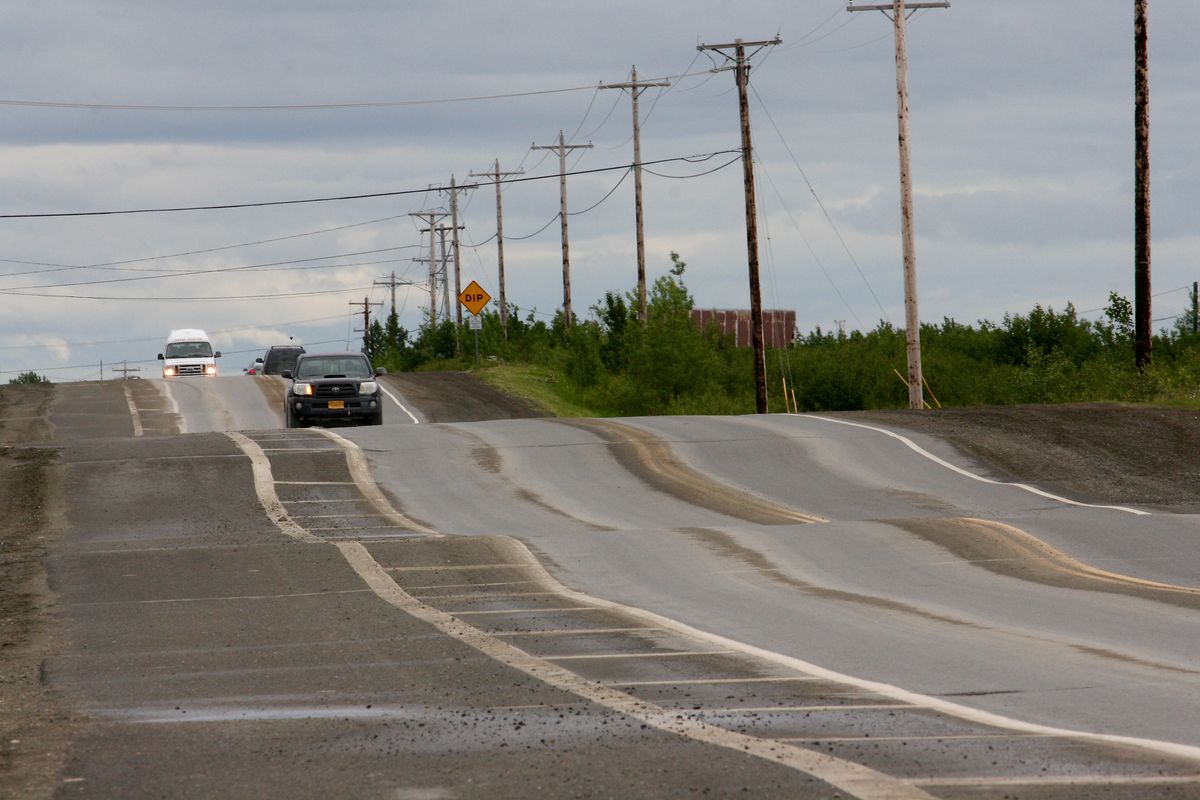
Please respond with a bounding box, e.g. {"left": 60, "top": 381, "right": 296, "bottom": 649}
{"left": 282, "top": 352, "right": 385, "bottom": 428}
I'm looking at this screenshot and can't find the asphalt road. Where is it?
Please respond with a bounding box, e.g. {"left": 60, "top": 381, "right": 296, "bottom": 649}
{"left": 9, "top": 374, "right": 1200, "bottom": 798}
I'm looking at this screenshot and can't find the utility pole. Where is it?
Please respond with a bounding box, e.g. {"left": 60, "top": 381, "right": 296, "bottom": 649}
{"left": 1134, "top": 0, "right": 1152, "bottom": 369}
{"left": 410, "top": 210, "right": 447, "bottom": 325}
{"left": 532, "top": 131, "right": 593, "bottom": 329}
{"left": 349, "top": 296, "right": 383, "bottom": 355}
{"left": 469, "top": 159, "right": 524, "bottom": 337}
{"left": 435, "top": 224, "right": 452, "bottom": 324}
{"left": 601, "top": 66, "right": 670, "bottom": 324}
{"left": 373, "top": 270, "right": 403, "bottom": 318}
{"left": 441, "top": 175, "right": 471, "bottom": 329}
{"left": 1190, "top": 281, "right": 1198, "bottom": 335}
{"left": 849, "top": 1, "right": 948, "bottom": 410}
{"left": 697, "top": 36, "right": 780, "bottom": 414}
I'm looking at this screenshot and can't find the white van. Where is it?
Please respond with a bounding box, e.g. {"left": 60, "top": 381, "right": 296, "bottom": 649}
{"left": 158, "top": 329, "right": 221, "bottom": 377}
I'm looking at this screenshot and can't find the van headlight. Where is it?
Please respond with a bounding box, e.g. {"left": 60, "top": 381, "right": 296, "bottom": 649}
{"left": 358, "top": 380, "right": 377, "bottom": 395}
{"left": 205, "top": 365, "right": 217, "bottom": 376}
{"left": 293, "top": 383, "right": 313, "bottom": 396}
{"left": 163, "top": 366, "right": 176, "bottom": 377}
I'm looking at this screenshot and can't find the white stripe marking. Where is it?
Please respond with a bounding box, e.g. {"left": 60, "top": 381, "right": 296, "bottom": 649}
{"left": 121, "top": 385, "right": 144, "bottom": 437}
{"left": 379, "top": 383, "right": 419, "bottom": 424}
{"left": 336, "top": 540, "right": 937, "bottom": 800}
{"left": 309, "top": 427, "right": 439, "bottom": 535}
{"left": 806, "top": 415, "right": 1149, "bottom": 515}
{"left": 224, "top": 432, "right": 321, "bottom": 543}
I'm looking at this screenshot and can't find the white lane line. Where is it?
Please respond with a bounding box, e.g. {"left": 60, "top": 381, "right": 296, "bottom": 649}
{"left": 544, "top": 650, "right": 738, "bottom": 661}
{"left": 602, "top": 677, "right": 824, "bottom": 687}
{"left": 224, "top": 431, "right": 322, "bottom": 544}
{"left": 72, "top": 589, "right": 371, "bottom": 607}
{"left": 273, "top": 481, "right": 357, "bottom": 485}
{"left": 447, "top": 606, "right": 607, "bottom": 616}
{"left": 805, "top": 414, "right": 1150, "bottom": 515}
{"left": 309, "top": 427, "right": 439, "bottom": 535}
{"left": 913, "top": 774, "right": 1200, "bottom": 788}
{"left": 380, "top": 383, "right": 419, "bottom": 424}
{"left": 121, "top": 385, "right": 144, "bottom": 437}
{"left": 385, "top": 563, "right": 526, "bottom": 572}
{"left": 501, "top": 534, "right": 1200, "bottom": 763}
{"left": 490, "top": 627, "right": 666, "bottom": 637}
{"left": 704, "top": 704, "right": 903, "bottom": 713}
{"left": 410, "top": 590, "right": 563, "bottom": 601}
{"left": 337, "top": 539, "right": 938, "bottom": 800}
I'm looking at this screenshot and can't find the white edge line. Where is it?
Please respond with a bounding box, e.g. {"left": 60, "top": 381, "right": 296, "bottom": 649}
{"left": 233, "top": 414, "right": 1200, "bottom": 783}
{"left": 308, "top": 427, "right": 440, "bottom": 536}
{"left": 335, "top": 539, "right": 939, "bottom": 800}
{"left": 121, "top": 384, "right": 143, "bottom": 438}
{"left": 499, "top": 533, "right": 1200, "bottom": 764}
{"left": 224, "top": 431, "right": 321, "bottom": 543}
{"left": 805, "top": 414, "right": 1149, "bottom": 516}
{"left": 379, "top": 382, "right": 419, "bottom": 424}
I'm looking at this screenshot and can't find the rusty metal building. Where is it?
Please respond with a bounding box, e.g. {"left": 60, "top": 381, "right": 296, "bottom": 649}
{"left": 690, "top": 309, "right": 796, "bottom": 349}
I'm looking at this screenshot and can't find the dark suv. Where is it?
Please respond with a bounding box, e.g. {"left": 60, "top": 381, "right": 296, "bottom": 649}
{"left": 282, "top": 352, "right": 385, "bottom": 428}
{"left": 261, "top": 345, "right": 306, "bottom": 376}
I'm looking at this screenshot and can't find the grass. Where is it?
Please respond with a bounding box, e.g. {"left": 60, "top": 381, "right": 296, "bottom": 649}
{"left": 473, "top": 363, "right": 601, "bottom": 418}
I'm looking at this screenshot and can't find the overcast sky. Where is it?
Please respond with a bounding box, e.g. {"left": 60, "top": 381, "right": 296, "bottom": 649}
{"left": 1, "top": 1, "right": 1197, "bottom": 382}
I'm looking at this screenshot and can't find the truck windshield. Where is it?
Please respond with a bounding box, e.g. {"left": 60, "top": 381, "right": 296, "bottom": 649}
{"left": 165, "top": 342, "right": 213, "bottom": 358}
{"left": 296, "top": 357, "right": 371, "bottom": 379}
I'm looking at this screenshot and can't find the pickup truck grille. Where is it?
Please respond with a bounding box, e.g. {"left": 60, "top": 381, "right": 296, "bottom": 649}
{"left": 314, "top": 382, "right": 357, "bottom": 398}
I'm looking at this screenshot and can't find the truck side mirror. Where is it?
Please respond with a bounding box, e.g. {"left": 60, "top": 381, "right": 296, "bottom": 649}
{"left": 281, "top": 370, "right": 293, "bottom": 380}
{"left": 214, "top": 351, "right": 222, "bottom": 358}
{"left": 157, "top": 354, "right": 164, "bottom": 360}
{"left": 375, "top": 367, "right": 388, "bottom": 376}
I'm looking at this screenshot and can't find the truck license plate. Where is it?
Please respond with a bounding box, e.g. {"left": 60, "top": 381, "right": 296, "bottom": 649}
{"left": 328, "top": 400, "right": 345, "bottom": 410}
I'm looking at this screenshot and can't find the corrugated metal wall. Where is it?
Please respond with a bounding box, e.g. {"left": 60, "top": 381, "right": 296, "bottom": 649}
{"left": 691, "top": 309, "right": 796, "bottom": 348}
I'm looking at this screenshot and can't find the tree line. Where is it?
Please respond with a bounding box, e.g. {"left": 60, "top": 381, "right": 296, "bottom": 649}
{"left": 362, "top": 254, "right": 1200, "bottom": 415}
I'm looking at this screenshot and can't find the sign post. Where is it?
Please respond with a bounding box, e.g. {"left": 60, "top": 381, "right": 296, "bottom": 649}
{"left": 457, "top": 280, "right": 492, "bottom": 364}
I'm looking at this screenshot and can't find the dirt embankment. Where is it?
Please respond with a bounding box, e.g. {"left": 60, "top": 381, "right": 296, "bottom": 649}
{"left": 842, "top": 403, "right": 1200, "bottom": 512}
{"left": 383, "top": 370, "right": 548, "bottom": 423}
{"left": 0, "top": 383, "right": 76, "bottom": 799}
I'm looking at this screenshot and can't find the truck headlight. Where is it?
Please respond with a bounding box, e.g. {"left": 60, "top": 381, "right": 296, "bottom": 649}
{"left": 358, "top": 380, "right": 377, "bottom": 395}
{"left": 293, "top": 383, "right": 313, "bottom": 396}
{"left": 205, "top": 365, "right": 217, "bottom": 376}
{"left": 163, "top": 366, "right": 176, "bottom": 377}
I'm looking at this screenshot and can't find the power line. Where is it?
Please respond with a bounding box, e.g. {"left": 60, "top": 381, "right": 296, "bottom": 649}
{"left": 0, "top": 69, "right": 718, "bottom": 114}
{"left": 0, "top": 246, "right": 416, "bottom": 292}
{"left": 0, "top": 213, "right": 408, "bottom": 277}
{"left": 1, "top": 285, "right": 374, "bottom": 302}
{"left": 0, "top": 150, "right": 740, "bottom": 220}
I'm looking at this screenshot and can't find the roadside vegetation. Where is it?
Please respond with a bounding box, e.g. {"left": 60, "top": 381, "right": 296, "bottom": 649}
{"left": 363, "top": 254, "right": 1200, "bottom": 416}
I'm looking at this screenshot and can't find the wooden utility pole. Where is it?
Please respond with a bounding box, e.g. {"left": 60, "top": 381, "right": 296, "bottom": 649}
{"left": 697, "top": 37, "right": 780, "bottom": 414}
{"left": 349, "top": 296, "right": 382, "bottom": 354}
{"left": 469, "top": 159, "right": 524, "bottom": 337}
{"left": 435, "top": 224, "right": 452, "bottom": 323}
{"left": 1134, "top": 0, "right": 1152, "bottom": 369}
{"left": 373, "top": 271, "right": 418, "bottom": 319}
{"left": 849, "top": 0, "right": 948, "bottom": 410}
{"left": 601, "top": 66, "right": 670, "bottom": 324}
{"left": 410, "top": 210, "right": 447, "bottom": 325}
{"left": 442, "top": 175, "right": 470, "bottom": 329}
{"left": 531, "top": 131, "right": 593, "bottom": 329}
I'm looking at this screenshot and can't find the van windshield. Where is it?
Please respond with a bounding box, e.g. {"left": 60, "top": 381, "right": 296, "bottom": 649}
{"left": 165, "top": 342, "right": 213, "bottom": 358}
